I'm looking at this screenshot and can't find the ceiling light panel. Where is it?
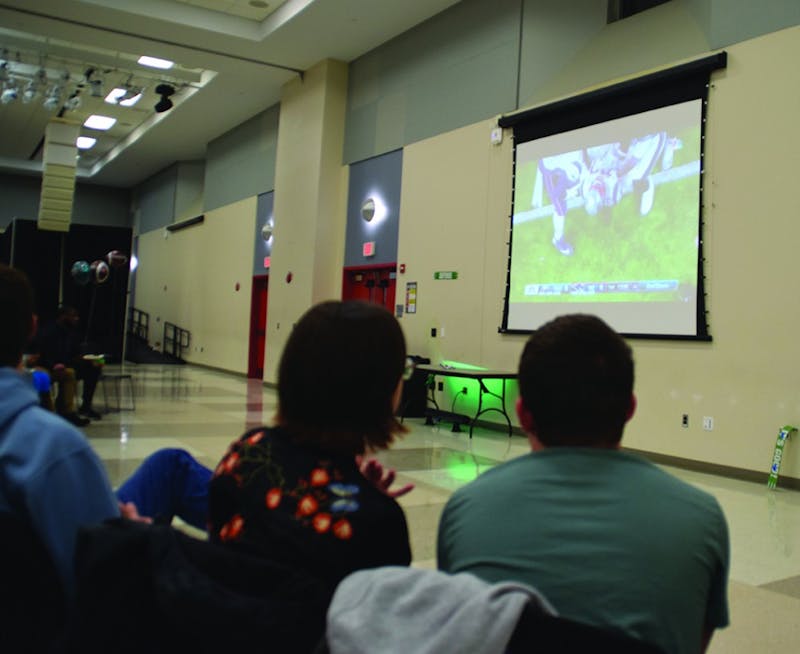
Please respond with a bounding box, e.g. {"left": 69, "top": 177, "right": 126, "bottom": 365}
{"left": 84, "top": 114, "right": 117, "bottom": 130}
{"left": 105, "top": 86, "right": 143, "bottom": 106}
{"left": 76, "top": 136, "right": 97, "bottom": 149}
{"left": 138, "top": 55, "right": 174, "bottom": 70}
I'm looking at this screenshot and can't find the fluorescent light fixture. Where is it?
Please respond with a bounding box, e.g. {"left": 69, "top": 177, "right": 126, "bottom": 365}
{"left": 104, "top": 87, "right": 142, "bottom": 107}
{"left": 120, "top": 91, "right": 142, "bottom": 107}
{"left": 76, "top": 136, "right": 97, "bottom": 150}
{"left": 84, "top": 114, "right": 117, "bottom": 130}
{"left": 138, "top": 55, "right": 173, "bottom": 70}
{"left": 104, "top": 88, "right": 124, "bottom": 103}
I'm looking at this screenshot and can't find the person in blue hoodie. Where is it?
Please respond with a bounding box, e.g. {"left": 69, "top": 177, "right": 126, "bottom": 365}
{"left": 0, "top": 263, "right": 121, "bottom": 599}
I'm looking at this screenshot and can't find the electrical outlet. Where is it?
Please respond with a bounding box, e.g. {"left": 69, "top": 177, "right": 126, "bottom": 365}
{"left": 437, "top": 382, "right": 443, "bottom": 391}
{"left": 682, "top": 414, "right": 689, "bottom": 428}
{"left": 431, "top": 327, "right": 437, "bottom": 337}
{"left": 703, "top": 416, "right": 714, "bottom": 431}
{"left": 461, "top": 386, "right": 468, "bottom": 395}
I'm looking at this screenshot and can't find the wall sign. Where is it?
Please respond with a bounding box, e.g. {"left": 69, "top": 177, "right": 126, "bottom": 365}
{"left": 434, "top": 271, "right": 458, "bottom": 280}
{"left": 405, "top": 282, "right": 417, "bottom": 314}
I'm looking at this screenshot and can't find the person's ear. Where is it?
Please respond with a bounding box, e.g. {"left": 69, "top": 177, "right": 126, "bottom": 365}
{"left": 625, "top": 393, "right": 637, "bottom": 423}
{"left": 515, "top": 396, "right": 535, "bottom": 435}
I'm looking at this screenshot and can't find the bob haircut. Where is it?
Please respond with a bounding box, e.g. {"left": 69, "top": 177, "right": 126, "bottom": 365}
{"left": 518, "top": 313, "right": 634, "bottom": 447}
{"left": 277, "top": 300, "right": 407, "bottom": 455}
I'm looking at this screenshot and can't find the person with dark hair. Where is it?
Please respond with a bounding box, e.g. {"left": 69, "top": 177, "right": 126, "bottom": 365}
{"left": 0, "top": 264, "right": 121, "bottom": 599}
{"left": 29, "top": 305, "right": 103, "bottom": 425}
{"left": 437, "top": 314, "right": 729, "bottom": 654}
{"left": 207, "top": 300, "right": 413, "bottom": 589}
{"left": 115, "top": 300, "right": 414, "bottom": 589}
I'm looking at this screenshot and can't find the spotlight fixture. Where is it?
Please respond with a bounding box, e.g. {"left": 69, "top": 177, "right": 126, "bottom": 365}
{"left": 89, "top": 78, "right": 104, "bottom": 97}
{"left": 43, "top": 86, "right": 61, "bottom": 111}
{"left": 261, "top": 220, "right": 274, "bottom": 241}
{"left": 22, "top": 79, "right": 38, "bottom": 103}
{"left": 23, "top": 67, "right": 47, "bottom": 103}
{"left": 85, "top": 68, "right": 105, "bottom": 98}
{"left": 1, "top": 84, "right": 18, "bottom": 105}
{"left": 64, "top": 90, "right": 82, "bottom": 111}
{"left": 154, "top": 83, "right": 175, "bottom": 113}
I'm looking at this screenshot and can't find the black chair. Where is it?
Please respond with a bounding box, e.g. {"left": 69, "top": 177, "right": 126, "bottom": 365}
{"left": 64, "top": 519, "right": 333, "bottom": 654}
{"left": 0, "top": 512, "right": 66, "bottom": 653}
{"left": 507, "top": 602, "right": 667, "bottom": 653}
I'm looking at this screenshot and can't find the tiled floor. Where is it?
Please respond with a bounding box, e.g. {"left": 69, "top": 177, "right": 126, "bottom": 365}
{"left": 86, "top": 363, "right": 800, "bottom": 653}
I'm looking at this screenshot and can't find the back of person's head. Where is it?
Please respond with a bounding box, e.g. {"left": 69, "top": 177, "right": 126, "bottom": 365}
{"left": 278, "top": 300, "right": 407, "bottom": 455}
{"left": 518, "top": 314, "right": 634, "bottom": 447}
{"left": 0, "top": 264, "right": 35, "bottom": 368}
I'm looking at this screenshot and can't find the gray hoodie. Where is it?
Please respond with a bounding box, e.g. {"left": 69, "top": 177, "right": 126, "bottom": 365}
{"left": 326, "top": 566, "right": 556, "bottom": 654}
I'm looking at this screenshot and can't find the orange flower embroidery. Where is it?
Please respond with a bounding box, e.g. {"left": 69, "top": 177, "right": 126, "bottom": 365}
{"left": 332, "top": 519, "right": 353, "bottom": 540}
{"left": 247, "top": 431, "right": 265, "bottom": 445}
{"left": 265, "top": 488, "right": 282, "bottom": 509}
{"left": 297, "top": 494, "right": 319, "bottom": 516}
{"left": 310, "top": 468, "right": 330, "bottom": 487}
{"left": 218, "top": 451, "right": 240, "bottom": 475}
{"left": 220, "top": 515, "right": 244, "bottom": 542}
{"left": 312, "top": 512, "right": 332, "bottom": 534}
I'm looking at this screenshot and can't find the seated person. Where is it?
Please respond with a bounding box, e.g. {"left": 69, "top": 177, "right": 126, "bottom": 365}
{"left": 29, "top": 305, "right": 102, "bottom": 425}
{"left": 117, "top": 300, "right": 414, "bottom": 592}
{"left": 0, "top": 264, "right": 122, "bottom": 601}
{"left": 437, "top": 314, "right": 729, "bottom": 654}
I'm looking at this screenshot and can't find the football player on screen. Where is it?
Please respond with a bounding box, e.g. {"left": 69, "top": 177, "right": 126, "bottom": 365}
{"left": 534, "top": 132, "right": 681, "bottom": 256}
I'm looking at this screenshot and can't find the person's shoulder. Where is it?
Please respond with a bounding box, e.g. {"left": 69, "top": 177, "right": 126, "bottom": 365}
{"left": 10, "top": 405, "right": 93, "bottom": 453}
{"left": 448, "top": 453, "right": 535, "bottom": 503}
{"left": 620, "top": 451, "right": 726, "bottom": 515}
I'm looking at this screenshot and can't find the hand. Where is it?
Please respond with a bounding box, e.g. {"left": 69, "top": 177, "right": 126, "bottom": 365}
{"left": 118, "top": 501, "right": 152, "bottom": 524}
{"left": 356, "top": 456, "right": 414, "bottom": 498}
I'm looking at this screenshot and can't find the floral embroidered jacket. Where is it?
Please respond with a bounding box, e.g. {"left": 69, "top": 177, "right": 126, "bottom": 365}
{"left": 208, "top": 426, "right": 411, "bottom": 588}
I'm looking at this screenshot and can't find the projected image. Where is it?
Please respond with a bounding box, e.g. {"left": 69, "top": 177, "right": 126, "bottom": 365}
{"left": 507, "top": 99, "right": 702, "bottom": 335}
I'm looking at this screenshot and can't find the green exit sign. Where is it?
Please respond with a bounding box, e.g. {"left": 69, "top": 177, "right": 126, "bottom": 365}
{"left": 434, "top": 271, "right": 458, "bottom": 280}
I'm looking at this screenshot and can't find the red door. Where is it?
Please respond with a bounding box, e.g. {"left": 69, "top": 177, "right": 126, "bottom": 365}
{"left": 342, "top": 265, "right": 396, "bottom": 313}
{"left": 247, "top": 275, "right": 269, "bottom": 379}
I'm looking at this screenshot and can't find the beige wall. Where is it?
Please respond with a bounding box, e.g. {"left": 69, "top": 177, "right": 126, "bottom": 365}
{"left": 397, "top": 24, "right": 800, "bottom": 480}
{"left": 264, "top": 59, "right": 349, "bottom": 383}
{"left": 135, "top": 196, "right": 256, "bottom": 374}
{"left": 130, "top": 20, "right": 800, "bottom": 481}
